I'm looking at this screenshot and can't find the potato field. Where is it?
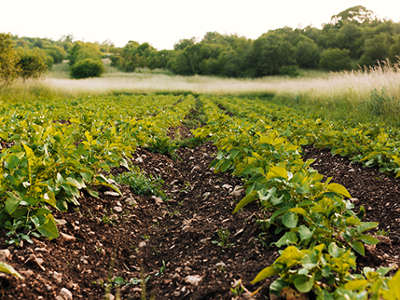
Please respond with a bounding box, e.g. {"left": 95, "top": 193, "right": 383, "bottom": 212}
{"left": 0, "top": 94, "right": 399, "bottom": 300}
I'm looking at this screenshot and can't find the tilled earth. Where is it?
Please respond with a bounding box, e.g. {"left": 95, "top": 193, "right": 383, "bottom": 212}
{"left": 0, "top": 128, "right": 399, "bottom": 300}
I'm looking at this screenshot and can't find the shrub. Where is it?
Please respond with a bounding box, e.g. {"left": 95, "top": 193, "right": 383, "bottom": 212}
{"left": 16, "top": 48, "right": 48, "bottom": 81}
{"left": 70, "top": 58, "right": 104, "bottom": 79}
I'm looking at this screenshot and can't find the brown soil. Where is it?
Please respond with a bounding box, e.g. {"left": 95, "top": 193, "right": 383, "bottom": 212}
{"left": 0, "top": 133, "right": 399, "bottom": 299}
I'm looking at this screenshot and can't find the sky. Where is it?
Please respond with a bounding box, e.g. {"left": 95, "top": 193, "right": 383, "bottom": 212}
{"left": 1, "top": 0, "right": 400, "bottom": 50}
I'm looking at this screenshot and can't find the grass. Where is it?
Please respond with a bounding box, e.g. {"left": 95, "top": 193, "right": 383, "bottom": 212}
{"left": 2, "top": 57, "right": 400, "bottom": 125}
{"left": 268, "top": 59, "right": 400, "bottom": 125}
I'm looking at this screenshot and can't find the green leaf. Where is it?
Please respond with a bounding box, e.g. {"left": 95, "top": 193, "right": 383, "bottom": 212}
{"left": 380, "top": 269, "right": 400, "bottom": 299}
{"left": 343, "top": 279, "right": 368, "bottom": 291}
{"left": 5, "top": 192, "right": 20, "bottom": 214}
{"left": 345, "top": 216, "right": 362, "bottom": 226}
{"left": 328, "top": 242, "right": 341, "bottom": 258}
{"left": 275, "top": 231, "right": 298, "bottom": 248}
{"left": 350, "top": 241, "right": 365, "bottom": 256}
{"left": 22, "top": 143, "right": 34, "bottom": 159}
{"left": 282, "top": 211, "right": 298, "bottom": 229}
{"left": 0, "top": 262, "right": 23, "bottom": 279}
{"left": 326, "top": 183, "right": 351, "bottom": 198}
{"left": 267, "top": 166, "right": 288, "bottom": 180}
{"left": 37, "top": 215, "right": 59, "bottom": 240}
{"left": 357, "top": 234, "right": 380, "bottom": 245}
{"left": 269, "top": 278, "right": 290, "bottom": 296}
{"left": 356, "top": 222, "right": 379, "bottom": 234}
{"left": 294, "top": 274, "right": 315, "bottom": 293}
{"left": 298, "top": 225, "right": 313, "bottom": 241}
{"left": 251, "top": 266, "right": 280, "bottom": 284}
{"left": 233, "top": 192, "right": 257, "bottom": 214}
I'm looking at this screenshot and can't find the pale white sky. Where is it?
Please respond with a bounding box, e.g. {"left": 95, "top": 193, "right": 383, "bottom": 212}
{"left": 1, "top": 0, "right": 400, "bottom": 50}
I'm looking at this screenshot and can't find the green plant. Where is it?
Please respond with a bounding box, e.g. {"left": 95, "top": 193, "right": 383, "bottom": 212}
{"left": 376, "top": 229, "right": 390, "bottom": 237}
{"left": 212, "top": 228, "right": 234, "bottom": 251}
{"left": 4, "top": 219, "right": 38, "bottom": 246}
{"left": 0, "top": 262, "right": 23, "bottom": 279}
{"left": 155, "top": 260, "right": 166, "bottom": 276}
{"left": 231, "top": 279, "right": 245, "bottom": 296}
{"left": 70, "top": 58, "right": 105, "bottom": 79}
{"left": 113, "top": 166, "right": 166, "bottom": 200}
{"left": 16, "top": 48, "right": 48, "bottom": 81}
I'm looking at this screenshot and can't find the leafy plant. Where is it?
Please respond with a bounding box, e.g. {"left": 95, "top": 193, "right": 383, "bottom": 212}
{"left": 212, "top": 228, "right": 234, "bottom": 251}
{"left": 113, "top": 165, "right": 166, "bottom": 200}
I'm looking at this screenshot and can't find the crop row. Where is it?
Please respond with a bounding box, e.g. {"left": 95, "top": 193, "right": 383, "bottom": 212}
{"left": 0, "top": 94, "right": 195, "bottom": 245}
{"left": 212, "top": 96, "right": 400, "bottom": 177}
{"left": 193, "top": 96, "right": 399, "bottom": 299}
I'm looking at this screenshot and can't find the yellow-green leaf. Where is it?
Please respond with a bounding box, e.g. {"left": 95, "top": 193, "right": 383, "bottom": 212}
{"left": 327, "top": 183, "right": 351, "bottom": 198}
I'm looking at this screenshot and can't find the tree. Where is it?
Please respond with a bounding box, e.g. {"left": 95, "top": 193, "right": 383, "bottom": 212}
{"left": 173, "top": 37, "right": 196, "bottom": 51}
{"left": 330, "top": 6, "right": 375, "bottom": 28}
{"left": 69, "top": 42, "right": 102, "bottom": 66}
{"left": 251, "top": 33, "right": 297, "bottom": 76}
{"left": 388, "top": 35, "right": 400, "bottom": 63}
{"left": 335, "top": 23, "right": 364, "bottom": 59}
{"left": 359, "top": 32, "right": 390, "bottom": 67}
{"left": 0, "top": 33, "right": 21, "bottom": 85}
{"left": 319, "top": 48, "right": 352, "bottom": 71}
{"left": 296, "top": 39, "right": 320, "bottom": 69}
{"left": 16, "top": 48, "right": 48, "bottom": 81}
{"left": 45, "top": 45, "right": 67, "bottom": 64}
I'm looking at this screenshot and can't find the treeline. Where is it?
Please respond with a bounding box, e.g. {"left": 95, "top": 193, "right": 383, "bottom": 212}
{"left": 3, "top": 5, "right": 400, "bottom": 81}
{"left": 110, "top": 5, "right": 400, "bottom": 77}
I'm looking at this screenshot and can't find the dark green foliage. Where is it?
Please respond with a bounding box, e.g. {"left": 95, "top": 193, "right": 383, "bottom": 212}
{"left": 296, "top": 40, "right": 320, "bottom": 69}
{"left": 319, "top": 48, "right": 352, "bottom": 71}
{"left": 70, "top": 58, "right": 105, "bottom": 79}
{"left": 388, "top": 35, "right": 400, "bottom": 63}
{"left": 359, "top": 33, "right": 390, "bottom": 66}
{"left": 251, "top": 33, "right": 297, "bottom": 76}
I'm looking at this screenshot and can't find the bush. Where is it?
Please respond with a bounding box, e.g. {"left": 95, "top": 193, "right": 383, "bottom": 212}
{"left": 70, "top": 58, "right": 104, "bottom": 79}
{"left": 16, "top": 48, "right": 48, "bottom": 81}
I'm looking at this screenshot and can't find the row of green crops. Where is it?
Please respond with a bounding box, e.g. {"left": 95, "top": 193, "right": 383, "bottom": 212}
{"left": 0, "top": 94, "right": 196, "bottom": 242}
{"left": 193, "top": 96, "right": 399, "bottom": 299}
{"left": 212, "top": 96, "right": 400, "bottom": 176}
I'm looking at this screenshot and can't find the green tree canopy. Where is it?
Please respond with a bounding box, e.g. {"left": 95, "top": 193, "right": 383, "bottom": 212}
{"left": 359, "top": 32, "right": 390, "bottom": 67}
{"left": 319, "top": 48, "right": 352, "bottom": 71}
{"left": 330, "top": 5, "right": 375, "bottom": 28}
{"left": 251, "top": 33, "right": 297, "bottom": 76}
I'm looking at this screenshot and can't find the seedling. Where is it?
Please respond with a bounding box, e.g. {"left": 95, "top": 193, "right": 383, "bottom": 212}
{"left": 155, "top": 260, "right": 166, "bottom": 276}
{"left": 212, "top": 228, "right": 234, "bottom": 251}
{"left": 376, "top": 229, "right": 390, "bottom": 237}
{"left": 231, "top": 279, "right": 245, "bottom": 296}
